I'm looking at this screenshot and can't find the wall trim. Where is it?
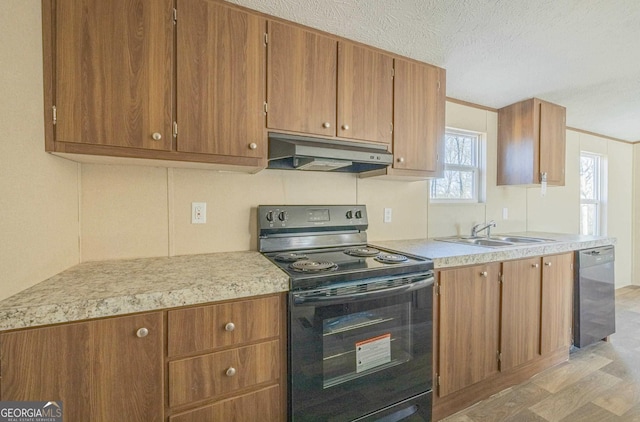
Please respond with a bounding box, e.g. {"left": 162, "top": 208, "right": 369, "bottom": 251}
{"left": 446, "top": 97, "right": 498, "bottom": 113}
{"left": 566, "top": 127, "right": 637, "bottom": 145}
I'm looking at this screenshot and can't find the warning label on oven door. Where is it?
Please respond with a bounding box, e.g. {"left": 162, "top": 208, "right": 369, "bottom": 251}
{"left": 355, "top": 333, "right": 391, "bottom": 373}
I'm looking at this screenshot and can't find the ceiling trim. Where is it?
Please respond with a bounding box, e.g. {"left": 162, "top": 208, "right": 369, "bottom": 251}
{"left": 566, "top": 127, "right": 637, "bottom": 145}
{"left": 446, "top": 97, "right": 497, "bottom": 113}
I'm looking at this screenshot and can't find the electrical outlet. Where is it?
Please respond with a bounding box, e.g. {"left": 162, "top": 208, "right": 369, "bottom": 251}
{"left": 383, "top": 208, "right": 392, "bottom": 223}
{"left": 502, "top": 207, "right": 509, "bottom": 220}
{"left": 192, "top": 202, "right": 206, "bottom": 224}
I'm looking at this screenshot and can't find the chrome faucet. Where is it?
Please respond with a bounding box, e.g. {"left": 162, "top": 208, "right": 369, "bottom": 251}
{"left": 471, "top": 220, "right": 496, "bottom": 238}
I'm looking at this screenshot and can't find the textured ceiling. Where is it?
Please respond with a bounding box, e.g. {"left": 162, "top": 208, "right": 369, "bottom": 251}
{"left": 228, "top": 0, "right": 640, "bottom": 142}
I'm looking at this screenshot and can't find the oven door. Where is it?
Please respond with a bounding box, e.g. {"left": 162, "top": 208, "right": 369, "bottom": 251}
{"left": 289, "top": 272, "right": 433, "bottom": 422}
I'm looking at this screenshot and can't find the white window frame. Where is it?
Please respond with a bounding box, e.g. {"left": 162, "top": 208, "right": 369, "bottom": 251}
{"left": 579, "top": 152, "right": 604, "bottom": 236}
{"left": 429, "top": 128, "right": 485, "bottom": 204}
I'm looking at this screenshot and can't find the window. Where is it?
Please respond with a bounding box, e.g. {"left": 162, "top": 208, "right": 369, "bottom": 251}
{"left": 430, "top": 129, "right": 483, "bottom": 202}
{"left": 579, "top": 152, "right": 603, "bottom": 235}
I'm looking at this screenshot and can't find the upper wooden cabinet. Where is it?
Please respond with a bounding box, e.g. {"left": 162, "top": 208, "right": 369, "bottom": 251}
{"left": 337, "top": 42, "right": 394, "bottom": 144}
{"left": 437, "top": 262, "right": 501, "bottom": 397}
{"left": 267, "top": 21, "right": 337, "bottom": 137}
{"left": 0, "top": 312, "right": 164, "bottom": 422}
{"left": 497, "top": 98, "right": 566, "bottom": 186}
{"left": 43, "top": 0, "right": 266, "bottom": 171}
{"left": 51, "top": 0, "right": 174, "bottom": 151}
{"left": 267, "top": 22, "right": 394, "bottom": 144}
{"left": 176, "top": 0, "right": 266, "bottom": 159}
{"left": 393, "top": 59, "right": 445, "bottom": 174}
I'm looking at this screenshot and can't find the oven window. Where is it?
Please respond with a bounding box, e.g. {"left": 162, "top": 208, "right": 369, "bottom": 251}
{"left": 322, "top": 302, "right": 412, "bottom": 388}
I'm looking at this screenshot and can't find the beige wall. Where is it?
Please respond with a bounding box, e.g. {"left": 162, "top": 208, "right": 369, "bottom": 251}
{"left": 634, "top": 144, "right": 640, "bottom": 285}
{"left": 1, "top": 1, "right": 637, "bottom": 301}
{"left": 0, "top": 1, "right": 80, "bottom": 301}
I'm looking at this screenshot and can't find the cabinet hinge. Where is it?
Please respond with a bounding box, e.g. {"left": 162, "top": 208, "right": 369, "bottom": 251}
{"left": 264, "top": 33, "right": 268, "bottom": 45}
{"left": 52, "top": 105, "right": 57, "bottom": 125}
{"left": 172, "top": 121, "right": 178, "bottom": 138}
{"left": 497, "top": 351, "right": 502, "bottom": 362}
{"left": 172, "top": 8, "right": 177, "bottom": 24}
{"left": 391, "top": 67, "right": 395, "bottom": 78}
{"left": 263, "top": 102, "right": 268, "bottom": 114}
{"left": 437, "top": 374, "right": 440, "bottom": 387}
{"left": 434, "top": 282, "right": 440, "bottom": 296}
{"left": 437, "top": 80, "right": 441, "bottom": 91}
{"left": 390, "top": 122, "right": 393, "bottom": 134}
{"left": 499, "top": 273, "right": 504, "bottom": 284}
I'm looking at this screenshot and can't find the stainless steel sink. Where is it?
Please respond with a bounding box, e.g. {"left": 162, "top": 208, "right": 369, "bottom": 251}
{"left": 436, "top": 235, "right": 554, "bottom": 248}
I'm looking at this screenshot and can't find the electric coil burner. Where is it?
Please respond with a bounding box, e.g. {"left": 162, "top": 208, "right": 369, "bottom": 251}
{"left": 258, "top": 205, "right": 434, "bottom": 422}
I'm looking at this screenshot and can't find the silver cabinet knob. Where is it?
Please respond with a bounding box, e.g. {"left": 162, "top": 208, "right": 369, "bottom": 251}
{"left": 322, "top": 122, "right": 331, "bottom": 128}
{"left": 225, "top": 367, "right": 237, "bottom": 377}
{"left": 480, "top": 271, "right": 488, "bottom": 277}
{"left": 397, "top": 157, "right": 405, "bottom": 163}
{"left": 225, "top": 322, "right": 235, "bottom": 332}
{"left": 152, "top": 132, "right": 162, "bottom": 141}
{"left": 342, "top": 124, "right": 349, "bottom": 130}
{"left": 532, "top": 263, "right": 539, "bottom": 268}
{"left": 136, "top": 328, "right": 149, "bottom": 338}
{"left": 248, "top": 143, "right": 257, "bottom": 150}
{"left": 544, "top": 262, "right": 552, "bottom": 267}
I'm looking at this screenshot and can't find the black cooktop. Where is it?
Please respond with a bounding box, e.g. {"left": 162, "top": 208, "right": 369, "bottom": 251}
{"left": 263, "top": 245, "right": 433, "bottom": 291}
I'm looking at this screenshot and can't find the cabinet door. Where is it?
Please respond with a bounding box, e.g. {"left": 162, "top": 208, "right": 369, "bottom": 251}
{"left": 500, "top": 258, "right": 541, "bottom": 371}
{"left": 539, "top": 101, "right": 566, "bottom": 186}
{"left": 169, "top": 385, "right": 281, "bottom": 422}
{"left": 0, "top": 313, "right": 164, "bottom": 422}
{"left": 438, "top": 263, "right": 500, "bottom": 397}
{"left": 54, "top": 0, "right": 173, "bottom": 150}
{"left": 393, "top": 59, "right": 445, "bottom": 174}
{"left": 267, "top": 21, "right": 336, "bottom": 136}
{"left": 177, "top": 0, "right": 266, "bottom": 158}
{"left": 337, "top": 42, "right": 393, "bottom": 144}
{"left": 541, "top": 253, "right": 573, "bottom": 354}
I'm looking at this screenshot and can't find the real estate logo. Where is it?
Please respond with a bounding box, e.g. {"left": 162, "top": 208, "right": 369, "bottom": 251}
{"left": 0, "top": 401, "right": 62, "bottom": 422}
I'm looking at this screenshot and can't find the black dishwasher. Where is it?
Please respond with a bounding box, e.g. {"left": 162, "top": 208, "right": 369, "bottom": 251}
{"left": 573, "top": 246, "right": 616, "bottom": 348}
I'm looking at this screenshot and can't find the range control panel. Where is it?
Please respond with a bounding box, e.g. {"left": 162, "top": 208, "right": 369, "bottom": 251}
{"left": 258, "top": 205, "right": 368, "bottom": 231}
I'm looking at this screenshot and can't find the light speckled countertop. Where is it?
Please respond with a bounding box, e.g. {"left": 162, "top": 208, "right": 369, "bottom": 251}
{"left": 374, "top": 232, "right": 615, "bottom": 269}
{"left": 0, "top": 252, "right": 289, "bottom": 331}
{"left": 0, "top": 232, "right": 614, "bottom": 331}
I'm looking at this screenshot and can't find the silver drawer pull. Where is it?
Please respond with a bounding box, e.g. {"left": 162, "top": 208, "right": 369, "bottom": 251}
{"left": 544, "top": 262, "right": 552, "bottom": 267}
{"left": 151, "top": 132, "right": 162, "bottom": 141}
{"left": 226, "top": 367, "right": 237, "bottom": 377}
{"left": 480, "top": 271, "right": 488, "bottom": 277}
{"left": 532, "top": 263, "right": 539, "bottom": 268}
{"left": 136, "top": 328, "right": 149, "bottom": 338}
{"left": 225, "top": 322, "right": 235, "bottom": 332}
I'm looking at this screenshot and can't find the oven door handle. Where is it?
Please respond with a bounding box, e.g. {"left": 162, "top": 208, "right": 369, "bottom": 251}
{"left": 293, "top": 275, "right": 434, "bottom": 306}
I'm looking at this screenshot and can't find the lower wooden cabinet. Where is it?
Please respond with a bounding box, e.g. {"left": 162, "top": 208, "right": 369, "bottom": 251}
{"left": 437, "top": 262, "right": 500, "bottom": 397}
{"left": 541, "top": 253, "right": 574, "bottom": 354}
{"left": 434, "top": 253, "right": 574, "bottom": 420}
{"left": 0, "top": 312, "right": 164, "bottom": 422}
{"left": 166, "top": 294, "right": 286, "bottom": 421}
{"left": 0, "top": 294, "right": 286, "bottom": 422}
{"left": 500, "top": 257, "right": 541, "bottom": 371}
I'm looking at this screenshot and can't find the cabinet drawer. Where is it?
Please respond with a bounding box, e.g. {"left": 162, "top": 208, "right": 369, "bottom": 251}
{"left": 168, "top": 295, "right": 280, "bottom": 356}
{"left": 169, "top": 340, "right": 280, "bottom": 407}
{"left": 169, "top": 385, "right": 281, "bottom": 422}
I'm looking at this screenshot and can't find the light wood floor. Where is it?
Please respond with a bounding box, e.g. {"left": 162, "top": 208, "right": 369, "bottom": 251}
{"left": 442, "top": 285, "right": 640, "bottom": 422}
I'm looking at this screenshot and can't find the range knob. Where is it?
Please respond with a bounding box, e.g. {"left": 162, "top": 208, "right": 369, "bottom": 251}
{"left": 278, "top": 211, "right": 288, "bottom": 222}
{"left": 265, "top": 210, "right": 274, "bottom": 222}
{"left": 355, "top": 210, "right": 362, "bottom": 219}
{"left": 346, "top": 210, "right": 353, "bottom": 219}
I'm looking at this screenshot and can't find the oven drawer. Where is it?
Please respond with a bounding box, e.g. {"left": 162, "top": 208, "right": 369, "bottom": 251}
{"left": 169, "top": 340, "right": 280, "bottom": 407}
{"left": 167, "top": 295, "right": 280, "bottom": 356}
{"left": 169, "top": 385, "right": 281, "bottom": 422}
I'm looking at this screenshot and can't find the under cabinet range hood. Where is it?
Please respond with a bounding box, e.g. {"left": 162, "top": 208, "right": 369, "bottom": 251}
{"left": 267, "top": 132, "right": 393, "bottom": 173}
